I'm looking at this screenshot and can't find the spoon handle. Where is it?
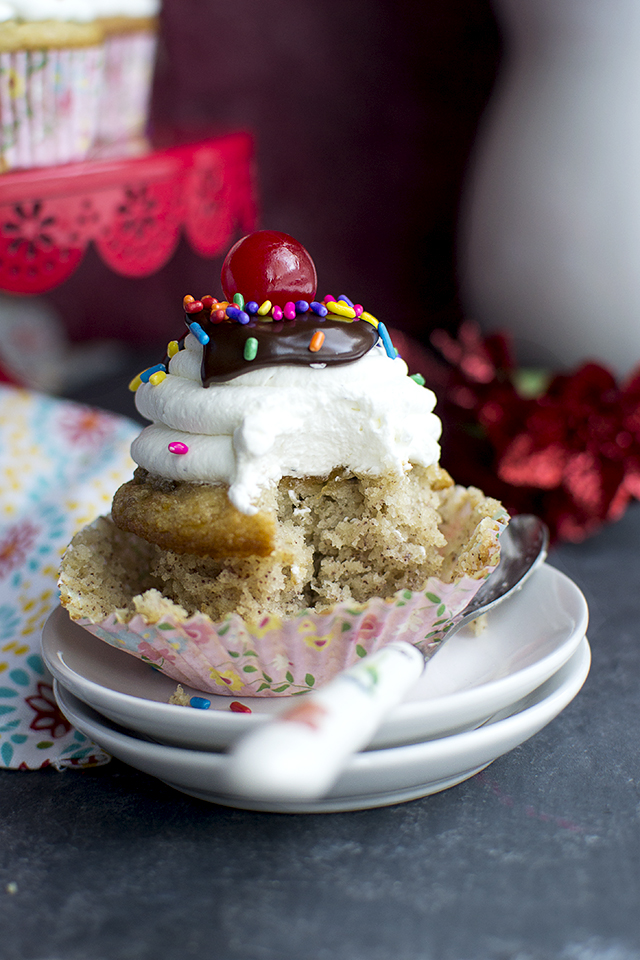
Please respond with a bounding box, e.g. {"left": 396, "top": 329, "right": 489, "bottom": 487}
{"left": 225, "top": 641, "right": 425, "bottom": 802}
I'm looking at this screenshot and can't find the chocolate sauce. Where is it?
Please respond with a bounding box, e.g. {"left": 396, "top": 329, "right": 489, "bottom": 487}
{"left": 183, "top": 306, "right": 379, "bottom": 385}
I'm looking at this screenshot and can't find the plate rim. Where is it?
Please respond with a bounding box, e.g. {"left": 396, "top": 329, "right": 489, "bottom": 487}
{"left": 53, "top": 637, "right": 591, "bottom": 811}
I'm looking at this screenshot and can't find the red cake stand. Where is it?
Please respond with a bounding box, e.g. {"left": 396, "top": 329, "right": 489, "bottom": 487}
{"left": 0, "top": 132, "right": 258, "bottom": 295}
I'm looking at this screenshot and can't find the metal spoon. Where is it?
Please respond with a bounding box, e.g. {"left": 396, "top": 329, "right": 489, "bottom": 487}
{"left": 224, "top": 515, "right": 549, "bottom": 802}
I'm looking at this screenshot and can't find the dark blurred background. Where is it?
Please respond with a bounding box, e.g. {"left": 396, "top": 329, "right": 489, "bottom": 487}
{"left": 47, "top": 0, "right": 501, "bottom": 353}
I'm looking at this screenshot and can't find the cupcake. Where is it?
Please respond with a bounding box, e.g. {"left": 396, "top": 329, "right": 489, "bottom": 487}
{"left": 59, "top": 231, "right": 508, "bottom": 697}
{"left": 0, "top": 0, "right": 104, "bottom": 171}
{"left": 92, "top": 0, "right": 160, "bottom": 148}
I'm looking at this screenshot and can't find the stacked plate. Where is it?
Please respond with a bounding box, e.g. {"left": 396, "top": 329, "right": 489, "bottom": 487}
{"left": 44, "top": 562, "right": 590, "bottom": 813}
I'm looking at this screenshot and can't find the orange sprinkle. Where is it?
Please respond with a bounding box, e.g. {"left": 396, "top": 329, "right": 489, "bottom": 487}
{"left": 309, "top": 330, "right": 325, "bottom": 352}
{"left": 183, "top": 294, "right": 195, "bottom": 308}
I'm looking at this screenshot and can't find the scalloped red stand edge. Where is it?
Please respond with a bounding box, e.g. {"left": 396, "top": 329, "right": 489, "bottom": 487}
{"left": 0, "top": 132, "right": 258, "bottom": 295}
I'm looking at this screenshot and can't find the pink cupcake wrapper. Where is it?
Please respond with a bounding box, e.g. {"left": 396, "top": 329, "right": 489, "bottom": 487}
{"left": 97, "top": 31, "right": 157, "bottom": 145}
{"left": 75, "top": 515, "right": 507, "bottom": 697}
{"left": 0, "top": 45, "right": 103, "bottom": 171}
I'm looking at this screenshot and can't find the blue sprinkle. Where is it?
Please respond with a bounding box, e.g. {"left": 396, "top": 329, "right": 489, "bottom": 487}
{"left": 337, "top": 294, "right": 354, "bottom": 307}
{"left": 245, "top": 301, "right": 259, "bottom": 314}
{"left": 140, "top": 364, "right": 165, "bottom": 382}
{"left": 310, "top": 301, "right": 328, "bottom": 317}
{"left": 189, "top": 322, "right": 210, "bottom": 345}
{"left": 190, "top": 697, "right": 211, "bottom": 710}
{"left": 237, "top": 310, "right": 250, "bottom": 324}
{"left": 295, "top": 300, "right": 310, "bottom": 313}
{"left": 377, "top": 322, "right": 397, "bottom": 359}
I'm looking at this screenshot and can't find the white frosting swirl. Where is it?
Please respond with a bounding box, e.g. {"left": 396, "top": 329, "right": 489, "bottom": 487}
{"left": 1, "top": 0, "right": 160, "bottom": 20}
{"left": 90, "top": 0, "right": 160, "bottom": 16}
{"left": 132, "top": 334, "right": 442, "bottom": 515}
{"left": 9, "top": 0, "right": 96, "bottom": 21}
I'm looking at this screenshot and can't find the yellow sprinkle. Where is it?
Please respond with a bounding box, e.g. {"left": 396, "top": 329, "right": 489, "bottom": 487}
{"left": 257, "top": 300, "right": 272, "bottom": 316}
{"left": 128, "top": 374, "right": 142, "bottom": 392}
{"left": 167, "top": 340, "right": 179, "bottom": 358}
{"left": 327, "top": 300, "right": 356, "bottom": 319}
{"left": 149, "top": 371, "right": 167, "bottom": 386}
{"left": 360, "top": 311, "right": 379, "bottom": 328}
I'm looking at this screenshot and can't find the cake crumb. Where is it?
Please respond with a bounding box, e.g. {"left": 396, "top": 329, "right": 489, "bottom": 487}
{"left": 6, "top": 882, "right": 18, "bottom": 895}
{"left": 468, "top": 613, "right": 488, "bottom": 636}
{"left": 168, "top": 685, "right": 190, "bottom": 706}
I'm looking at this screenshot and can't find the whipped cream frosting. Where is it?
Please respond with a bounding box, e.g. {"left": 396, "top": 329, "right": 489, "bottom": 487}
{"left": 0, "top": 0, "right": 160, "bottom": 20}
{"left": 132, "top": 334, "right": 442, "bottom": 515}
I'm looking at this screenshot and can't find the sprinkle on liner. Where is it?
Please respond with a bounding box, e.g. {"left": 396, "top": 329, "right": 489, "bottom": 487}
{"left": 244, "top": 337, "right": 259, "bottom": 361}
{"left": 229, "top": 701, "right": 252, "bottom": 714}
{"left": 309, "top": 330, "right": 325, "bottom": 352}
{"left": 168, "top": 441, "right": 189, "bottom": 455}
{"left": 190, "top": 696, "right": 211, "bottom": 710}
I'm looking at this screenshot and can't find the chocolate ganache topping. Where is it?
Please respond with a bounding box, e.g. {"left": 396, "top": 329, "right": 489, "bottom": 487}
{"left": 184, "top": 303, "right": 380, "bottom": 385}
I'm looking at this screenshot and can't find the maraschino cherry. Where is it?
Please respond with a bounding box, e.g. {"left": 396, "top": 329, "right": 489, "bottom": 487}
{"left": 221, "top": 230, "right": 317, "bottom": 309}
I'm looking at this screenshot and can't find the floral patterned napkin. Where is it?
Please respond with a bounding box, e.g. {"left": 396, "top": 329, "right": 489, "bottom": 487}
{"left": 0, "top": 385, "right": 139, "bottom": 769}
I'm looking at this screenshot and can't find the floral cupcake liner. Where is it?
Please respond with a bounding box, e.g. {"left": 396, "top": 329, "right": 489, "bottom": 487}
{"left": 74, "top": 513, "right": 507, "bottom": 698}
{"left": 0, "top": 44, "right": 103, "bottom": 171}
{"left": 97, "top": 30, "right": 157, "bottom": 146}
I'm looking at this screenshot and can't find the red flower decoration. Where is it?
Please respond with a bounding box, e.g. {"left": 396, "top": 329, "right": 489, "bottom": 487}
{"left": 429, "top": 321, "right": 640, "bottom": 542}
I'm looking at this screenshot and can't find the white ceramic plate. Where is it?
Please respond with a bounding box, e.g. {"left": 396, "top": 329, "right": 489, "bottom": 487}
{"left": 54, "top": 636, "right": 591, "bottom": 813}
{"left": 43, "top": 564, "right": 588, "bottom": 751}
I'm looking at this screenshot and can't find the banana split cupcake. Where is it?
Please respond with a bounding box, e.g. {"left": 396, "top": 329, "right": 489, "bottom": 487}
{"left": 59, "top": 231, "right": 508, "bottom": 697}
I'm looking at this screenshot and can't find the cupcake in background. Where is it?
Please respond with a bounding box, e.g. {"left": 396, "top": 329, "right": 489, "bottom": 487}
{"left": 0, "top": 0, "right": 104, "bottom": 171}
{"left": 92, "top": 0, "right": 160, "bottom": 150}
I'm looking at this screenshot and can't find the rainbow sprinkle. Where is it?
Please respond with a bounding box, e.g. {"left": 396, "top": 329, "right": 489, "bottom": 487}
{"left": 168, "top": 441, "right": 189, "bottom": 455}
{"left": 140, "top": 364, "right": 165, "bottom": 383}
{"left": 244, "top": 337, "right": 259, "bottom": 361}
{"left": 189, "top": 322, "right": 210, "bottom": 345}
{"left": 309, "top": 330, "right": 325, "bottom": 352}
{"left": 377, "top": 322, "right": 397, "bottom": 358}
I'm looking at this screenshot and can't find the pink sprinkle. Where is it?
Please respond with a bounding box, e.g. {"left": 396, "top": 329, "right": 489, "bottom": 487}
{"left": 284, "top": 301, "right": 296, "bottom": 320}
{"left": 168, "top": 441, "right": 189, "bottom": 455}
{"left": 354, "top": 304, "right": 363, "bottom": 317}
{"left": 272, "top": 305, "right": 283, "bottom": 321}
{"left": 323, "top": 294, "right": 336, "bottom": 303}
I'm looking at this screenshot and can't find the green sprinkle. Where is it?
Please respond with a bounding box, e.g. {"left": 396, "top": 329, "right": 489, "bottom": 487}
{"left": 233, "top": 292, "right": 245, "bottom": 309}
{"left": 410, "top": 373, "right": 426, "bottom": 386}
{"left": 244, "top": 337, "right": 258, "bottom": 361}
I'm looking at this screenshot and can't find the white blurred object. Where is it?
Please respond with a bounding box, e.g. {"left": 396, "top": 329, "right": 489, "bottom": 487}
{"left": 458, "top": 0, "right": 640, "bottom": 375}
{"left": 0, "top": 294, "right": 125, "bottom": 393}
